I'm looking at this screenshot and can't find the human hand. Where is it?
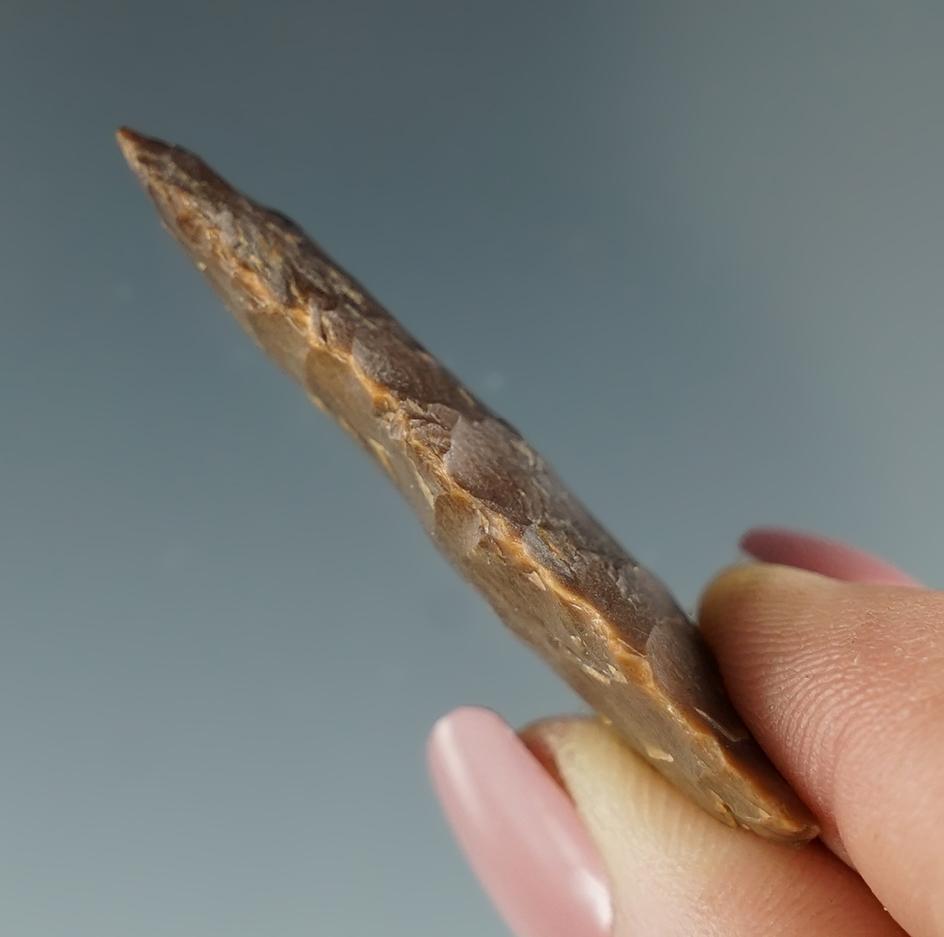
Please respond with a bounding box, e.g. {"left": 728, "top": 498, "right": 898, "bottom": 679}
{"left": 427, "top": 528, "right": 940, "bottom": 936}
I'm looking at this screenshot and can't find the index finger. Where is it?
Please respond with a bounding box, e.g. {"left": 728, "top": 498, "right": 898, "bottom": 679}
{"left": 700, "top": 563, "right": 944, "bottom": 937}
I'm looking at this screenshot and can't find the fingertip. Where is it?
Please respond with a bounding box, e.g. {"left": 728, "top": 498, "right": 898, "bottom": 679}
{"left": 426, "top": 705, "right": 507, "bottom": 765}
{"left": 426, "top": 707, "right": 612, "bottom": 937}
{"left": 698, "top": 561, "right": 836, "bottom": 644}
{"left": 739, "top": 527, "right": 920, "bottom": 586}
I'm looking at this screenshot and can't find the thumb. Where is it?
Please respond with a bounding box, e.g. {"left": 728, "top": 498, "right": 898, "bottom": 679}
{"left": 522, "top": 717, "right": 902, "bottom": 937}
{"left": 428, "top": 708, "right": 902, "bottom": 937}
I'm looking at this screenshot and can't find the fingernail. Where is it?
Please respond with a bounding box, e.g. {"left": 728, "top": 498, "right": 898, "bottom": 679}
{"left": 427, "top": 707, "right": 612, "bottom": 937}
{"left": 740, "top": 526, "right": 920, "bottom": 586}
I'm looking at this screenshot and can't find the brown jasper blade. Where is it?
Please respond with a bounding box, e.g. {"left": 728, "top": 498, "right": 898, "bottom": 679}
{"left": 117, "top": 127, "right": 817, "bottom": 844}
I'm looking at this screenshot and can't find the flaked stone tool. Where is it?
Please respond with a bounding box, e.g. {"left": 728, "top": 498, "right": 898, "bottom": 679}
{"left": 117, "top": 128, "right": 817, "bottom": 844}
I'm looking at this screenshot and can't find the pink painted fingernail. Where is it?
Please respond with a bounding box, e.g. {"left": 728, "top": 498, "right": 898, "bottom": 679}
{"left": 740, "top": 526, "right": 920, "bottom": 586}
{"left": 427, "top": 707, "right": 611, "bottom": 937}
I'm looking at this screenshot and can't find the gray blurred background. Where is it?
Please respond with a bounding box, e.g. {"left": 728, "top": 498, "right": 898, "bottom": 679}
{"left": 2, "top": 2, "right": 943, "bottom": 934}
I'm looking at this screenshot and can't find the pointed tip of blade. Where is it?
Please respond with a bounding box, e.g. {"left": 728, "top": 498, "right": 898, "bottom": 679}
{"left": 115, "top": 128, "right": 270, "bottom": 293}
{"left": 115, "top": 127, "right": 144, "bottom": 159}
{"left": 116, "top": 126, "right": 171, "bottom": 178}
{"left": 116, "top": 127, "right": 188, "bottom": 201}
{"left": 115, "top": 125, "right": 146, "bottom": 154}
{"left": 115, "top": 127, "right": 237, "bottom": 213}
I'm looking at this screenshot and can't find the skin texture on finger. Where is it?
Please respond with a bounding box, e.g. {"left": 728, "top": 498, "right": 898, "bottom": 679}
{"left": 740, "top": 527, "right": 921, "bottom": 586}
{"left": 740, "top": 527, "right": 919, "bottom": 867}
{"left": 700, "top": 565, "right": 944, "bottom": 937}
{"left": 523, "top": 718, "right": 905, "bottom": 937}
